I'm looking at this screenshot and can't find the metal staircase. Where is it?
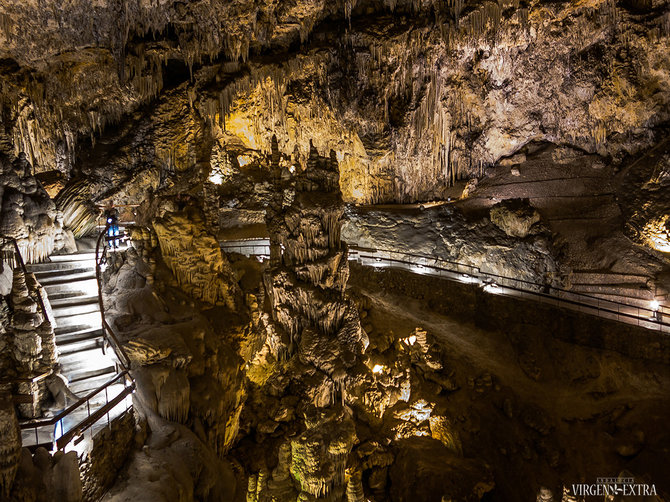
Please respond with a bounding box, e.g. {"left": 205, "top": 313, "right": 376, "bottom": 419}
{"left": 14, "top": 230, "right": 134, "bottom": 452}
{"left": 28, "top": 252, "right": 117, "bottom": 396}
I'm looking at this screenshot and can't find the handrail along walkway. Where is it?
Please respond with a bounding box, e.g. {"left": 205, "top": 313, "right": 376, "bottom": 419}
{"left": 220, "top": 238, "right": 670, "bottom": 334}
{"left": 95, "top": 225, "right": 133, "bottom": 370}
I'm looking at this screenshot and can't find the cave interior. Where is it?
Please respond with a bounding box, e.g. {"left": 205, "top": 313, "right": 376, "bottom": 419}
{"left": 0, "top": 0, "right": 670, "bottom": 501}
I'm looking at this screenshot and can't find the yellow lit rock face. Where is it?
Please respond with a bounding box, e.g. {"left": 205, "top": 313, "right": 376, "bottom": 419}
{"left": 153, "top": 209, "right": 241, "bottom": 308}
{"left": 219, "top": 76, "right": 372, "bottom": 203}
{"left": 187, "top": 4, "right": 670, "bottom": 204}
{"left": 1, "top": 0, "right": 669, "bottom": 207}
{"left": 642, "top": 215, "right": 670, "bottom": 253}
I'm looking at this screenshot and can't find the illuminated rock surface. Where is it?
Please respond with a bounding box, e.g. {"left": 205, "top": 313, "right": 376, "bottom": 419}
{"left": 0, "top": 0, "right": 669, "bottom": 500}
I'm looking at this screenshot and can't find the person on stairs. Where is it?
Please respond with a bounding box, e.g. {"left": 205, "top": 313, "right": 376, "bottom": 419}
{"left": 44, "top": 368, "right": 81, "bottom": 442}
{"left": 104, "top": 206, "right": 120, "bottom": 249}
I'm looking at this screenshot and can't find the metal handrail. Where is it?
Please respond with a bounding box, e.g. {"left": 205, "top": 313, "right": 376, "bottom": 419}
{"left": 4, "top": 231, "right": 136, "bottom": 451}
{"left": 353, "top": 250, "right": 670, "bottom": 330}
{"left": 20, "top": 371, "right": 129, "bottom": 429}
{"left": 220, "top": 238, "right": 669, "bottom": 332}
{"left": 55, "top": 386, "right": 133, "bottom": 450}
{"left": 0, "top": 234, "right": 49, "bottom": 322}
{"left": 20, "top": 371, "right": 134, "bottom": 450}
{"left": 94, "top": 225, "right": 132, "bottom": 370}
{"left": 351, "top": 246, "right": 669, "bottom": 317}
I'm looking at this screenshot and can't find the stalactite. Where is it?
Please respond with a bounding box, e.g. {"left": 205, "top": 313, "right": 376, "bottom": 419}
{"left": 447, "top": 0, "right": 464, "bottom": 22}
{"left": 593, "top": 120, "right": 607, "bottom": 151}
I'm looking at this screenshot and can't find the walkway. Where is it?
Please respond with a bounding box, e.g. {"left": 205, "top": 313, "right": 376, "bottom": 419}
{"left": 220, "top": 238, "right": 670, "bottom": 334}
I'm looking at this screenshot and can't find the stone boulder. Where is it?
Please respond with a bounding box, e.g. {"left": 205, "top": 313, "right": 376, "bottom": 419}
{"left": 489, "top": 199, "right": 541, "bottom": 238}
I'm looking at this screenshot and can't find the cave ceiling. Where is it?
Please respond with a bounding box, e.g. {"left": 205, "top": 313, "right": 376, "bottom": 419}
{"left": 0, "top": 0, "right": 668, "bottom": 205}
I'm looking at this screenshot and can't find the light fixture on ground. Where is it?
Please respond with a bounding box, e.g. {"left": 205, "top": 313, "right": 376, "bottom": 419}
{"left": 482, "top": 282, "right": 501, "bottom": 294}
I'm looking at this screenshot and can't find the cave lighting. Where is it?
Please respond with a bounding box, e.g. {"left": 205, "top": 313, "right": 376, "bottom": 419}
{"left": 651, "top": 300, "right": 660, "bottom": 312}
{"left": 410, "top": 263, "right": 429, "bottom": 275}
{"left": 401, "top": 334, "right": 417, "bottom": 346}
{"left": 372, "top": 364, "right": 386, "bottom": 374}
{"left": 459, "top": 273, "right": 480, "bottom": 284}
{"left": 483, "top": 283, "right": 501, "bottom": 294}
{"left": 237, "top": 155, "right": 253, "bottom": 167}
{"left": 642, "top": 215, "right": 670, "bottom": 252}
{"left": 208, "top": 171, "right": 223, "bottom": 185}
{"left": 371, "top": 257, "right": 385, "bottom": 268}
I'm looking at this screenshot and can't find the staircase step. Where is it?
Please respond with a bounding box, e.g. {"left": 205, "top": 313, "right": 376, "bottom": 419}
{"left": 69, "top": 373, "right": 121, "bottom": 395}
{"left": 44, "top": 278, "right": 98, "bottom": 297}
{"left": 58, "top": 338, "right": 103, "bottom": 355}
{"left": 54, "top": 311, "right": 102, "bottom": 329}
{"left": 48, "top": 253, "right": 97, "bottom": 263}
{"left": 50, "top": 295, "right": 99, "bottom": 309}
{"left": 56, "top": 327, "right": 104, "bottom": 345}
{"left": 56, "top": 332, "right": 105, "bottom": 356}
{"left": 69, "top": 379, "right": 126, "bottom": 401}
{"left": 55, "top": 322, "right": 100, "bottom": 336}
{"left": 33, "top": 267, "right": 95, "bottom": 280}
{"left": 28, "top": 260, "right": 95, "bottom": 273}
{"left": 38, "top": 271, "right": 96, "bottom": 286}
{"left": 68, "top": 365, "right": 117, "bottom": 384}
{"left": 52, "top": 302, "right": 100, "bottom": 319}
{"left": 59, "top": 348, "right": 116, "bottom": 375}
{"left": 46, "top": 290, "right": 89, "bottom": 301}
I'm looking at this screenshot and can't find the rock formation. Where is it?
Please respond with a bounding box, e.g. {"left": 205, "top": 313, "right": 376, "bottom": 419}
{"left": 0, "top": 268, "right": 57, "bottom": 419}
{"left": 153, "top": 209, "right": 241, "bottom": 309}
{"left": 0, "top": 389, "right": 21, "bottom": 499}
{"left": 0, "top": 153, "right": 64, "bottom": 263}
{"left": 254, "top": 145, "right": 368, "bottom": 500}
{"left": 0, "top": 0, "right": 666, "bottom": 204}
{"left": 9, "top": 447, "right": 83, "bottom": 502}
{"left": 489, "top": 199, "right": 542, "bottom": 239}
